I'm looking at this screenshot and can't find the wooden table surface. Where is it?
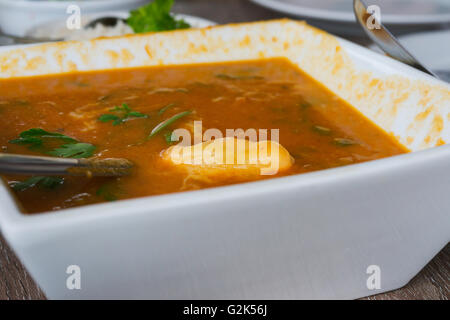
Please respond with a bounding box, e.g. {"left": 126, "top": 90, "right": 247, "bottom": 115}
{"left": 0, "top": 0, "right": 449, "bottom": 300}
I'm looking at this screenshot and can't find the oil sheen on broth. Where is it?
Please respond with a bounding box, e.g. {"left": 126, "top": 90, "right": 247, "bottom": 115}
{"left": 0, "top": 58, "right": 407, "bottom": 213}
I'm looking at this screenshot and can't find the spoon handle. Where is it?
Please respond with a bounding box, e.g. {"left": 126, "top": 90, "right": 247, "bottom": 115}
{"left": 0, "top": 153, "right": 133, "bottom": 177}
{"left": 353, "top": 0, "right": 438, "bottom": 79}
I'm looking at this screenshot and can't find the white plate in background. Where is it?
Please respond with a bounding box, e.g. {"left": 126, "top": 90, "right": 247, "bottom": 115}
{"left": 250, "top": 0, "right": 450, "bottom": 24}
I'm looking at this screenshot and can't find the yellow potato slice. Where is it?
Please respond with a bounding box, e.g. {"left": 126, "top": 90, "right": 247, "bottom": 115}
{"left": 161, "top": 137, "right": 294, "bottom": 177}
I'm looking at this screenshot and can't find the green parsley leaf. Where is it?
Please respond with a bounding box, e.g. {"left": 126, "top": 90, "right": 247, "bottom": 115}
{"left": 11, "top": 176, "right": 64, "bottom": 192}
{"left": 9, "top": 128, "right": 76, "bottom": 148}
{"left": 98, "top": 103, "right": 148, "bottom": 126}
{"left": 48, "top": 143, "right": 96, "bottom": 158}
{"left": 126, "top": 0, "right": 191, "bottom": 33}
{"left": 9, "top": 128, "right": 96, "bottom": 159}
{"left": 149, "top": 111, "right": 191, "bottom": 138}
{"left": 98, "top": 114, "right": 120, "bottom": 122}
{"left": 128, "top": 111, "right": 147, "bottom": 118}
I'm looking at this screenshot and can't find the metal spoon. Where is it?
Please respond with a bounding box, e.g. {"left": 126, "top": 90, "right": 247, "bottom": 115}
{"left": 84, "top": 17, "right": 126, "bottom": 29}
{"left": 353, "top": 0, "right": 438, "bottom": 78}
{"left": 0, "top": 153, "right": 133, "bottom": 177}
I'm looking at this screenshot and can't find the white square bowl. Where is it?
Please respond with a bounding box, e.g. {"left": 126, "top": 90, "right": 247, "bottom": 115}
{"left": 0, "top": 20, "right": 449, "bottom": 299}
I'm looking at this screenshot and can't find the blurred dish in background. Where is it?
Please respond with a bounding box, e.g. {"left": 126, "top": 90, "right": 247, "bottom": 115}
{"left": 27, "top": 12, "right": 216, "bottom": 41}
{"left": 0, "top": 0, "right": 216, "bottom": 44}
{"left": 0, "top": 0, "right": 149, "bottom": 37}
{"left": 250, "top": 0, "right": 450, "bottom": 35}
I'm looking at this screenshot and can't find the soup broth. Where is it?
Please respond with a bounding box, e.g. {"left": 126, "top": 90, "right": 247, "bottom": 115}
{"left": 0, "top": 58, "right": 407, "bottom": 213}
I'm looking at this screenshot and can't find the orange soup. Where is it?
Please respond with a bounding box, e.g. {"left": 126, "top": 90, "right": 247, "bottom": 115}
{"left": 0, "top": 58, "right": 407, "bottom": 213}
